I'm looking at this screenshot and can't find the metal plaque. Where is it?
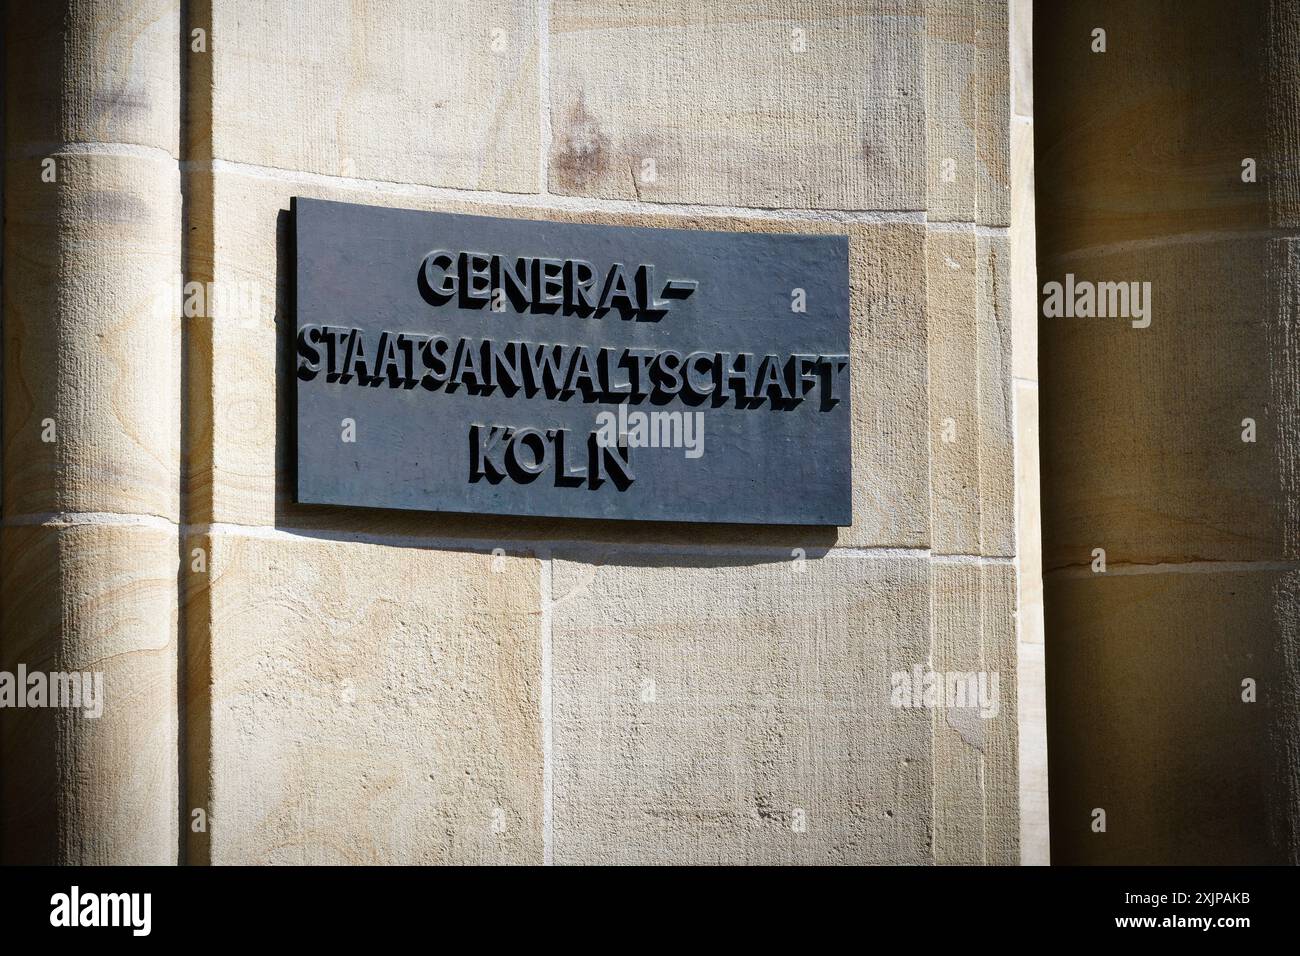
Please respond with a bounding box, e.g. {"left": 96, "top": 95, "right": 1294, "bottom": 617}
{"left": 294, "top": 198, "right": 851, "bottom": 525}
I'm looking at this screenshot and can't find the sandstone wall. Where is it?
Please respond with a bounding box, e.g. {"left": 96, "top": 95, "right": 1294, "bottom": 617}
{"left": 1, "top": 0, "right": 1041, "bottom": 865}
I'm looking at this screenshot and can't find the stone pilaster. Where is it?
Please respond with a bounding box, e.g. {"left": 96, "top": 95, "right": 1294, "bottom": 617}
{"left": 1, "top": 0, "right": 182, "bottom": 864}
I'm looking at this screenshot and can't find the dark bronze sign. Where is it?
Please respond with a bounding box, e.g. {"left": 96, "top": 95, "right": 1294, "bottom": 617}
{"left": 294, "top": 198, "right": 851, "bottom": 525}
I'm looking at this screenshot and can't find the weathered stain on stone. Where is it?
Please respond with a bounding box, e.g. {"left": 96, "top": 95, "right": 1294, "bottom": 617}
{"left": 91, "top": 87, "right": 150, "bottom": 135}
{"left": 552, "top": 95, "right": 611, "bottom": 192}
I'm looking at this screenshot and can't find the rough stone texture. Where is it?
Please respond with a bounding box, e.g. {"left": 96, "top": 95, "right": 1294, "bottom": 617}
{"left": 976, "top": 232, "right": 1014, "bottom": 557}
{"left": 927, "top": 229, "right": 980, "bottom": 556}
{"left": 1, "top": 1, "right": 183, "bottom": 867}
{"left": 927, "top": 228, "right": 1012, "bottom": 557}
{"left": 930, "top": 559, "right": 1018, "bottom": 864}
{"left": 185, "top": 161, "right": 1022, "bottom": 864}
{"left": 1045, "top": 569, "right": 1292, "bottom": 865}
{"left": 978, "top": 559, "right": 1019, "bottom": 863}
{"left": 1035, "top": 2, "right": 1266, "bottom": 254}
{"left": 189, "top": 169, "right": 931, "bottom": 550}
{"left": 190, "top": 531, "right": 542, "bottom": 864}
{"left": 205, "top": 0, "right": 539, "bottom": 191}
{"left": 0, "top": 0, "right": 1036, "bottom": 866}
{"left": 1017, "top": 638, "right": 1048, "bottom": 858}
{"left": 3, "top": 0, "right": 182, "bottom": 157}
{"left": 1040, "top": 238, "right": 1275, "bottom": 568}
{"left": 0, "top": 521, "right": 179, "bottom": 864}
{"left": 1009, "top": 116, "right": 1036, "bottom": 381}
{"left": 1038, "top": 0, "right": 1300, "bottom": 864}
{"left": 549, "top": 551, "right": 933, "bottom": 864}
{"left": 924, "top": 0, "right": 1010, "bottom": 225}
{"left": 2, "top": 152, "right": 182, "bottom": 520}
{"left": 548, "top": 1, "right": 925, "bottom": 210}
{"left": 929, "top": 560, "right": 983, "bottom": 863}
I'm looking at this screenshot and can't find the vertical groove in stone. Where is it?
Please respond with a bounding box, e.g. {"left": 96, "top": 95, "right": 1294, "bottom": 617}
{"left": 181, "top": 0, "right": 214, "bottom": 867}
{"left": 0, "top": 0, "right": 182, "bottom": 864}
